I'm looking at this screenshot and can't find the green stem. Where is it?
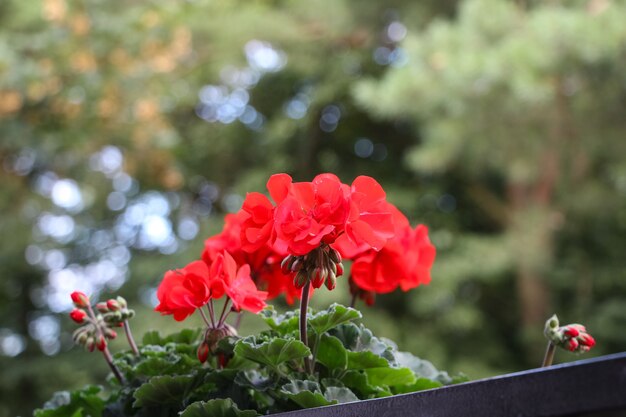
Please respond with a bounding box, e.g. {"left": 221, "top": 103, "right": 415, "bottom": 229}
{"left": 123, "top": 320, "right": 139, "bottom": 356}
{"left": 311, "top": 334, "right": 321, "bottom": 373}
{"left": 300, "top": 281, "right": 313, "bottom": 374}
{"left": 542, "top": 341, "right": 556, "bottom": 367}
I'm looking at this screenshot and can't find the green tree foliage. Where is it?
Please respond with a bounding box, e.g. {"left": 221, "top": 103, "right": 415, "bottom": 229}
{"left": 1, "top": 0, "right": 625, "bottom": 415}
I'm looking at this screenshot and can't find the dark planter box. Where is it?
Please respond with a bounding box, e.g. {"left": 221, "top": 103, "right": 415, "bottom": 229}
{"left": 277, "top": 352, "right": 626, "bottom": 417}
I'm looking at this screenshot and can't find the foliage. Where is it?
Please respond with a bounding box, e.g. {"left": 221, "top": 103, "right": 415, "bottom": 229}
{"left": 34, "top": 304, "right": 458, "bottom": 416}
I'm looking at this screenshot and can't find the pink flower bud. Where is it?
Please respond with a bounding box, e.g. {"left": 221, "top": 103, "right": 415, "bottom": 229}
{"left": 71, "top": 291, "right": 90, "bottom": 308}
{"left": 197, "top": 342, "right": 209, "bottom": 363}
{"left": 86, "top": 337, "right": 96, "bottom": 352}
{"left": 105, "top": 328, "right": 118, "bottom": 339}
{"left": 96, "top": 302, "right": 109, "bottom": 313}
{"left": 69, "top": 309, "right": 87, "bottom": 324}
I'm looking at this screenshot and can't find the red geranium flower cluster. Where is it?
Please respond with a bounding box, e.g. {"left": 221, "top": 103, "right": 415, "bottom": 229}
{"left": 239, "top": 173, "right": 396, "bottom": 256}
{"left": 155, "top": 251, "right": 268, "bottom": 321}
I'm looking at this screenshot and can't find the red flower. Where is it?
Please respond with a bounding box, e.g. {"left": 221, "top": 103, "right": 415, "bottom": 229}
{"left": 71, "top": 291, "right": 90, "bottom": 308}
{"left": 208, "top": 251, "right": 268, "bottom": 313}
{"left": 202, "top": 211, "right": 304, "bottom": 304}
{"left": 346, "top": 208, "right": 436, "bottom": 295}
{"left": 155, "top": 261, "right": 212, "bottom": 321}
{"left": 239, "top": 173, "right": 395, "bottom": 257}
{"left": 69, "top": 308, "right": 87, "bottom": 324}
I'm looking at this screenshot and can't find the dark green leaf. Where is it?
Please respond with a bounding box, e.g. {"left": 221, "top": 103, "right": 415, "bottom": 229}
{"left": 316, "top": 335, "right": 347, "bottom": 371}
{"left": 234, "top": 337, "right": 310, "bottom": 371}
{"left": 340, "top": 371, "right": 389, "bottom": 397}
{"left": 180, "top": 399, "right": 258, "bottom": 417}
{"left": 142, "top": 329, "right": 202, "bottom": 346}
{"left": 280, "top": 380, "right": 335, "bottom": 408}
{"left": 347, "top": 350, "right": 389, "bottom": 369}
{"left": 133, "top": 375, "right": 196, "bottom": 407}
{"left": 323, "top": 387, "right": 359, "bottom": 404}
{"left": 34, "top": 386, "right": 105, "bottom": 417}
{"left": 308, "top": 304, "right": 361, "bottom": 335}
{"left": 394, "top": 351, "right": 453, "bottom": 384}
{"left": 234, "top": 369, "right": 276, "bottom": 392}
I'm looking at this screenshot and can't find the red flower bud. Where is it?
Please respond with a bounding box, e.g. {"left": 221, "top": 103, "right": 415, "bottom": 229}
{"left": 579, "top": 333, "right": 595, "bottom": 347}
{"left": 335, "top": 262, "right": 344, "bottom": 277}
{"left": 96, "top": 335, "right": 107, "bottom": 351}
{"left": 106, "top": 299, "right": 121, "bottom": 311}
{"left": 71, "top": 291, "right": 90, "bottom": 308}
{"left": 197, "top": 342, "right": 209, "bottom": 363}
{"left": 568, "top": 338, "right": 579, "bottom": 352}
{"left": 217, "top": 352, "right": 229, "bottom": 368}
{"left": 105, "top": 328, "right": 118, "bottom": 339}
{"left": 564, "top": 326, "right": 579, "bottom": 338}
{"left": 86, "top": 337, "right": 96, "bottom": 352}
{"left": 69, "top": 308, "right": 87, "bottom": 324}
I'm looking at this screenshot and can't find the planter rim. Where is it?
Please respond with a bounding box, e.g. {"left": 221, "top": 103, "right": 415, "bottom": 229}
{"left": 275, "top": 352, "right": 626, "bottom": 417}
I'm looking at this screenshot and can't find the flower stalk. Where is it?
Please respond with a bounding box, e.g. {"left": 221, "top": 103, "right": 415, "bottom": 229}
{"left": 299, "top": 281, "right": 313, "bottom": 374}
{"left": 123, "top": 320, "right": 139, "bottom": 356}
{"left": 542, "top": 341, "right": 556, "bottom": 367}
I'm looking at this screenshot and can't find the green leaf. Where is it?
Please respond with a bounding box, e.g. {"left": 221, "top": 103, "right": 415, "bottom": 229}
{"left": 394, "top": 351, "right": 453, "bottom": 384}
{"left": 316, "top": 335, "right": 347, "bottom": 371}
{"left": 234, "top": 369, "right": 276, "bottom": 392}
{"left": 308, "top": 304, "right": 361, "bottom": 335}
{"left": 340, "top": 371, "right": 390, "bottom": 397}
{"left": 393, "top": 377, "right": 443, "bottom": 394}
{"left": 260, "top": 306, "right": 300, "bottom": 335}
{"left": 234, "top": 337, "right": 310, "bottom": 371}
{"left": 280, "top": 380, "right": 335, "bottom": 408}
{"left": 347, "top": 350, "right": 389, "bottom": 369}
{"left": 133, "top": 375, "right": 196, "bottom": 407}
{"left": 180, "top": 399, "right": 258, "bottom": 417}
{"left": 34, "top": 386, "right": 105, "bottom": 417}
{"left": 323, "top": 386, "right": 359, "bottom": 404}
{"left": 142, "top": 329, "right": 202, "bottom": 346}
{"left": 364, "top": 367, "right": 416, "bottom": 387}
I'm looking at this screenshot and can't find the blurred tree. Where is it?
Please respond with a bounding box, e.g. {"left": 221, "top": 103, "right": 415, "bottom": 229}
{"left": 355, "top": 0, "right": 626, "bottom": 365}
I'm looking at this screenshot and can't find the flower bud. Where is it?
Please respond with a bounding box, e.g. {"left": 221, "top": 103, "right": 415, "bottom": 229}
{"left": 329, "top": 248, "right": 342, "bottom": 264}
{"left": 290, "top": 258, "right": 303, "bottom": 272}
{"left": 96, "top": 335, "right": 107, "bottom": 351}
{"left": 579, "top": 333, "right": 595, "bottom": 347}
{"left": 96, "top": 302, "right": 109, "bottom": 313}
{"left": 325, "top": 273, "right": 336, "bottom": 290}
{"left": 70, "top": 308, "right": 87, "bottom": 324}
{"left": 294, "top": 271, "right": 308, "bottom": 289}
{"left": 568, "top": 338, "right": 579, "bottom": 352}
{"left": 197, "top": 342, "right": 209, "bottom": 363}
{"left": 311, "top": 268, "right": 325, "bottom": 289}
{"left": 281, "top": 255, "right": 294, "bottom": 275}
{"left": 86, "top": 337, "right": 96, "bottom": 352}
{"left": 71, "top": 291, "right": 90, "bottom": 308}
{"left": 116, "top": 296, "right": 127, "bottom": 309}
{"left": 106, "top": 299, "right": 121, "bottom": 311}
{"left": 217, "top": 352, "right": 229, "bottom": 368}
{"left": 563, "top": 326, "right": 579, "bottom": 338}
{"left": 104, "top": 328, "right": 117, "bottom": 340}
{"left": 77, "top": 332, "right": 89, "bottom": 345}
{"left": 336, "top": 262, "right": 344, "bottom": 277}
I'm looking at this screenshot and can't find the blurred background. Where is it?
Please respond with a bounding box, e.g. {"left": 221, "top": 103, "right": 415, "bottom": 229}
{"left": 1, "top": 0, "right": 626, "bottom": 415}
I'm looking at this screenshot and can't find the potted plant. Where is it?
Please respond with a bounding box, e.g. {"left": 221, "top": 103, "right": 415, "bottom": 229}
{"left": 35, "top": 173, "right": 620, "bottom": 417}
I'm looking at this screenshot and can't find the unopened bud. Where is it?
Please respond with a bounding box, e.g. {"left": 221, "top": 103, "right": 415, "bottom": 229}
{"left": 325, "top": 273, "right": 337, "bottom": 290}
{"left": 116, "top": 296, "right": 127, "bottom": 309}
{"left": 311, "top": 268, "right": 325, "bottom": 289}
{"left": 281, "top": 255, "right": 294, "bottom": 275}
{"left": 294, "top": 271, "right": 308, "bottom": 289}
{"left": 104, "top": 328, "right": 117, "bottom": 339}
{"left": 70, "top": 308, "right": 87, "bottom": 324}
{"left": 563, "top": 326, "right": 579, "bottom": 338}
{"left": 71, "top": 291, "right": 90, "bottom": 308}
{"left": 217, "top": 352, "right": 229, "bottom": 368}
{"left": 96, "top": 335, "right": 107, "bottom": 351}
{"left": 96, "top": 302, "right": 109, "bottom": 313}
{"left": 579, "top": 333, "right": 595, "bottom": 347}
{"left": 290, "top": 258, "right": 303, "bottom": 272}
{"left": 329, "top": 248, "right": 342, "bottom": 264}
{"left": 197, "top": 342, "right": 209, "bottom": 363}
{"left": 336, "top": 262, "right": 344, "bottom": 277}
{"left": 86, "top": 337, "right": 96, "bottom": 352}
{"left": 106, "top": 299, "right": 121, "bottom": 311}
{"left": 568, "top": 338, "right": 579, "bottom": 352}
